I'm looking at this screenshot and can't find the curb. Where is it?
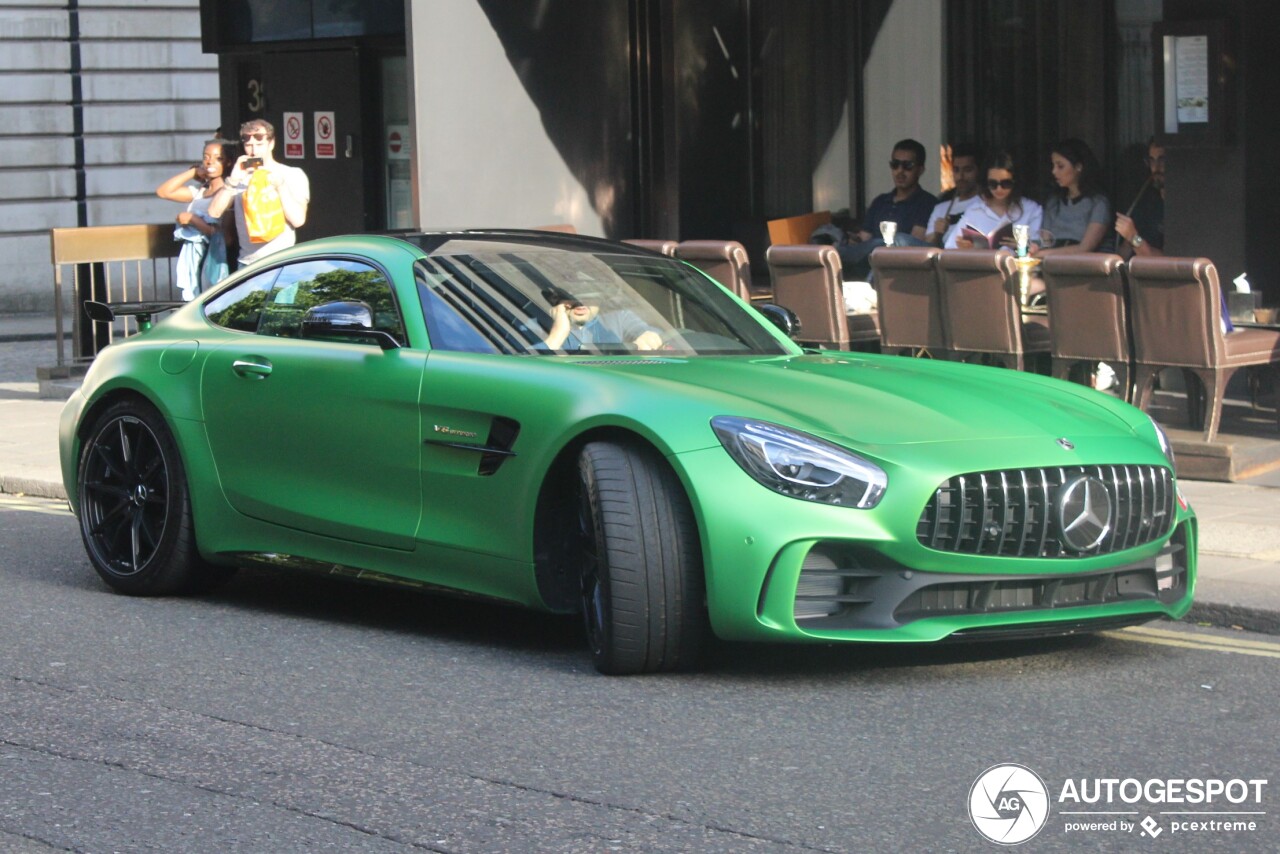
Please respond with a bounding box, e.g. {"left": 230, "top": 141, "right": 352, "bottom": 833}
{"left": 1188, "top": 601, "right": 1280, "bottom": 636}
{"left": 0, "top": 477, "right": 66, "bottom": 501}
{"left": 0, "top": 332, "right": 66, "bottom": 344}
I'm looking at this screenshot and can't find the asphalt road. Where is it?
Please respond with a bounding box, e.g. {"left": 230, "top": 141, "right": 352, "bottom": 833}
{"left": 1, "top": 494, "right": 1277, "bottom": 853}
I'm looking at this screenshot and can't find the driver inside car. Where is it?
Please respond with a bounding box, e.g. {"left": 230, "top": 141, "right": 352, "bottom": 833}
{"left": 541, "top": 286, "right": 663, "bottom": 351}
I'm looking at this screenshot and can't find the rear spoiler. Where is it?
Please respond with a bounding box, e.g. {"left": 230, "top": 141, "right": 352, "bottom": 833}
{"left": 85, "top": 300, "right": 184, "bottom": 331}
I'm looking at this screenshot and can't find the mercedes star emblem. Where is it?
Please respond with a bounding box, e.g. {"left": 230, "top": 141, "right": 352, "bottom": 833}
{"left": 1057, "top": 475, "right": 1112, "bottom": 551}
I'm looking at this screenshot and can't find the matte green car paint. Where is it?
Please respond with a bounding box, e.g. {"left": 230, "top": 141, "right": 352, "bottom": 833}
{"left": 201, "top": 337, "right": 425, "bottom": 550}
{"left": 61, "top": 233, "right": 1196, "bottom": 642}
{"left": 158, "top": 340, "right": 199, "bottom": 374}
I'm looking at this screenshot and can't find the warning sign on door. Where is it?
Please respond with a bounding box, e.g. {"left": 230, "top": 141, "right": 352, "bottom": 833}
{"left": 314, "top": 111, "right": 336, "bottom": 159}
{"left": 283, "top": 112, "right": 304, "bottom": 159}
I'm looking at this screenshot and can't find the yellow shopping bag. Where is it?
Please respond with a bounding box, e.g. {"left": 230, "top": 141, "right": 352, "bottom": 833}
{"left": 243, "top": 169, "right": 286, "bottom": 244}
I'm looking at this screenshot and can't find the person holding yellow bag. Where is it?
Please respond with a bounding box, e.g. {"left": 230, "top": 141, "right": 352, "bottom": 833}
{"left": 208, "top": 119, "right": 310, "bottom": 267}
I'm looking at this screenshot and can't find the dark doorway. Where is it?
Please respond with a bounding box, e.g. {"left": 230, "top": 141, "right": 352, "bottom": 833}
{"left": 223, "top": 49, "right": 368, "bottom": 240}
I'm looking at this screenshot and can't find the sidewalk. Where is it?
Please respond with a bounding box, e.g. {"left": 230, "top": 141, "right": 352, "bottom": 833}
{"left": 2, "top": 314, "right": 1278, "bottom": 634}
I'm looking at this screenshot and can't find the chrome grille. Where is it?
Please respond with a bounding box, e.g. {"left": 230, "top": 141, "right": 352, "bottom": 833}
{"left": 917, "top": 465, "right": 1174, "bottom": 557}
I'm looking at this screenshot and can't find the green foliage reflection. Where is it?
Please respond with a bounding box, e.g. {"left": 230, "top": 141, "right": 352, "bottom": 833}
{"left": 208, "top": 265, "right": 404, "bottom": 342}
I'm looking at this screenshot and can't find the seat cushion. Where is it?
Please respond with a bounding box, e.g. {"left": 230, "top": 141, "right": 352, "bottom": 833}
{"left": 1222, "top": 327, "right": 1280, "bottom": 366}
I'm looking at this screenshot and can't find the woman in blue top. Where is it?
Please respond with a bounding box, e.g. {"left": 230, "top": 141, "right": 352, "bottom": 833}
{"left": 1034, "top": 138, "right": 1113, "bottom": 256}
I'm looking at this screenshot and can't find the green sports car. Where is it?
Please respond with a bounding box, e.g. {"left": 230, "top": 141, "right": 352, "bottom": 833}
{"left": 60, "top": 230, "right": 1196, "bottom": 674}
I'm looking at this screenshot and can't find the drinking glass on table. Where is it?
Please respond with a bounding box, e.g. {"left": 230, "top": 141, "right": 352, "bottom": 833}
{"left": 879, "top": 221, "right": 897, "bottom": 246}
{"left": 1013, "top": 224, "right": 1030, "bottom": 257}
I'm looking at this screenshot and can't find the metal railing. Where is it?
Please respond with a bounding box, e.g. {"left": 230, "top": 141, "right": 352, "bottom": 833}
{"left": 50, "top": 224, "right": 182, "bottom": 367}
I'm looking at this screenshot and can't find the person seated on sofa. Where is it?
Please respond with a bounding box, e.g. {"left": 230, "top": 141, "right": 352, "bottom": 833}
{"left": 947, "top": 151, "right": 1043, "bottom": 250}
{"left": 1033, "top": 138, "right": 1113, "bottom": 256}
{"left": 925, "top": 142, "right": 983, "bottom": 247}
{"left": 834, "top": 139, "right": 938, "bottom": 280}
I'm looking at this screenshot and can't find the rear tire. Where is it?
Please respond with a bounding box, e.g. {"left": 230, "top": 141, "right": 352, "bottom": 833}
{"left": 77, "top": 399, "right": 233, "bottom": 595}
{"left": 577, "top": 441, "right": 706, "bottom": 674}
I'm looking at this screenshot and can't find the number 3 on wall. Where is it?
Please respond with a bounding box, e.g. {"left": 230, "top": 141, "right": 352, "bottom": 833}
{"left": 247, "top": 79, "right": 264, "bottom": 113}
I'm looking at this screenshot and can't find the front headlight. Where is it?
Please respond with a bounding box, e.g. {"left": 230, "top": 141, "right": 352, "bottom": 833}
{"left": 1150, "top": 416, "right": 1175, "bottom": 468}
{"left": 711, "top": 416, "right": 887, "bottom": 508}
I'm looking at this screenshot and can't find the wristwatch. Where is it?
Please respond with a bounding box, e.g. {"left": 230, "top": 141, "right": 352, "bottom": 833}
{"left": 1131, "top": 234, "right": 1145, "bottom": 248}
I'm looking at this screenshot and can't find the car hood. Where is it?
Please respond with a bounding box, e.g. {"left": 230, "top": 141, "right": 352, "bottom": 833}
{"left": 571, "top": 353, "right": 1138, "bottom": 447}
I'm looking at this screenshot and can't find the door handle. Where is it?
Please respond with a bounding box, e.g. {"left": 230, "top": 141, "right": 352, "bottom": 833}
{"left": 231, "top": 358, "right": 272, "bottom": 379}
{"left": 345, "top": 134, "right": 354, "bottom": 158}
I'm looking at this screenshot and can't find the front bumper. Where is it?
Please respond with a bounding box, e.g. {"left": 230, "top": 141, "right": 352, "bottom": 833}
{"left": 676, "top": 441, "right": 1197, "bottom": 644}
{"left": 763, "top": 523, "right": 1192, "bottom": 639}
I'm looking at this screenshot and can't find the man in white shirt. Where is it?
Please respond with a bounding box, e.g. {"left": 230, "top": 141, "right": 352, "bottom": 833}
{"left": 208, "top": 118, "right": 310, "bottom": 267}
{"left": 925, "top": 143, "right": 981, "bottom": 247}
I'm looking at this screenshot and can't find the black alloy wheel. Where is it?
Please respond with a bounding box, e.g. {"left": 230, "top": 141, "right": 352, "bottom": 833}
{"left": 77, "top": 400, "right": 231, "bottom": 595}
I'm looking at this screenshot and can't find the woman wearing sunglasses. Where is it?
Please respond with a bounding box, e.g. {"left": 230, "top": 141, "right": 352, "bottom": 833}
{"left": 946, "top": 151, "right": 1043, "bottom": 250}
{"left": 1034, "top": 138, "right": 1112, "bottom": 256}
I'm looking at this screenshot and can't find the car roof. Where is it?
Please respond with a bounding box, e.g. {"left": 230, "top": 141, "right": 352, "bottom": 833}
{"left": 387, "top": 229, "right": 661, "bottom": 257}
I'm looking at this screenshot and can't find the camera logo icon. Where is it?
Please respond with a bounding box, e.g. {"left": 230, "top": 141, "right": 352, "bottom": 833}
{"left": 969, "top": 763, "right": 1051, "bottom": 845}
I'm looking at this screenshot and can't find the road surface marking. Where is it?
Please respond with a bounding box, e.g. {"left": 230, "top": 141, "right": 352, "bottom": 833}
{"left": 1103, "top": 625, "right": 1280, "bottom": 658}
{"left": 0, "top": 494, "right": 71, "bottom": 517}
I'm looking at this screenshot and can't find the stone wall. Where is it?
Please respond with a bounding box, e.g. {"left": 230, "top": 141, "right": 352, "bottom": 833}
{"left": 0, "top": 0, "right": 217, "bottom": 313}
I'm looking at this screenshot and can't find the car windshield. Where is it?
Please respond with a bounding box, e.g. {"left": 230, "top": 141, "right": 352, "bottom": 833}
{"left": 414, "top": 246, "right": 794, "bottom": 356}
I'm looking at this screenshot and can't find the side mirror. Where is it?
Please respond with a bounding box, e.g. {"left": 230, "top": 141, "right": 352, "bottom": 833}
{"left": 301, "top": 300, "right": 400, "bottom": 350}
{"left": 757, "top": 303, "right": 802, "bottom": 339}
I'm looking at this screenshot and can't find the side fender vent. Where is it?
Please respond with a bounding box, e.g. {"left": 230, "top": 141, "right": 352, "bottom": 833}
{"left": 479, "top": 416, "right": 521, "bottom": 476}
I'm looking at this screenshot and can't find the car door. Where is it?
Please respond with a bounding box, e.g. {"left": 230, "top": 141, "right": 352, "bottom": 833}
{"left": 201, "top": 257, "right": 424, "bottom": 550}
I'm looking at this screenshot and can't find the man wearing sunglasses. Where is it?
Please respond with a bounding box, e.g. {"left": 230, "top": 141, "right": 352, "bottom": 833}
{"left": 835, "top": 139, "right": 937, "bottom": 280}
{"left": 208, "top": 119, "right": 311, "bottom": 267}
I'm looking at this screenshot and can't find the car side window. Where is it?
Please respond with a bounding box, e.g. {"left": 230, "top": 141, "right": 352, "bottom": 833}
{"left": 206, "top": 259, "right": 406, "bottom": 345}
{"left": 204, "top": 269, "right": 280, "bottom": 332}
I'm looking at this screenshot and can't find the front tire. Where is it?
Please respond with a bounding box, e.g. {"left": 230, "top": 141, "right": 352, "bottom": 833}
{"left": 577, "top": 441, "right": 706, "bottom": 674}
{"left": 77, "top": 399, "right": 231, "bottom": 595}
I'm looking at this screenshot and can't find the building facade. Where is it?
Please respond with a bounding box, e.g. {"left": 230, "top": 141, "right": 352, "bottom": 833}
{"left": 7, "top": 0, "right": 1277, "bottom": 311}
{"left": 0, "top": 0, "right": 218, "bottom": 312}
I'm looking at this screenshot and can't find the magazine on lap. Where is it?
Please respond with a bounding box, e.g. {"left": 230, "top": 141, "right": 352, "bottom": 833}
{"left": 961, "top": 222, "right": 1014, "bottom": 249}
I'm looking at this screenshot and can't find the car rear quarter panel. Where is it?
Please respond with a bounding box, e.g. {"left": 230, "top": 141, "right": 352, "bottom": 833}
{"left": 60, "top": 331, "right": 212, "bottom": 507}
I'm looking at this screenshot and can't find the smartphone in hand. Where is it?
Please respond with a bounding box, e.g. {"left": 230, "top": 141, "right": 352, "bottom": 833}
{"left": 244, "top": 157, "right": 264, "bottom": 169}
